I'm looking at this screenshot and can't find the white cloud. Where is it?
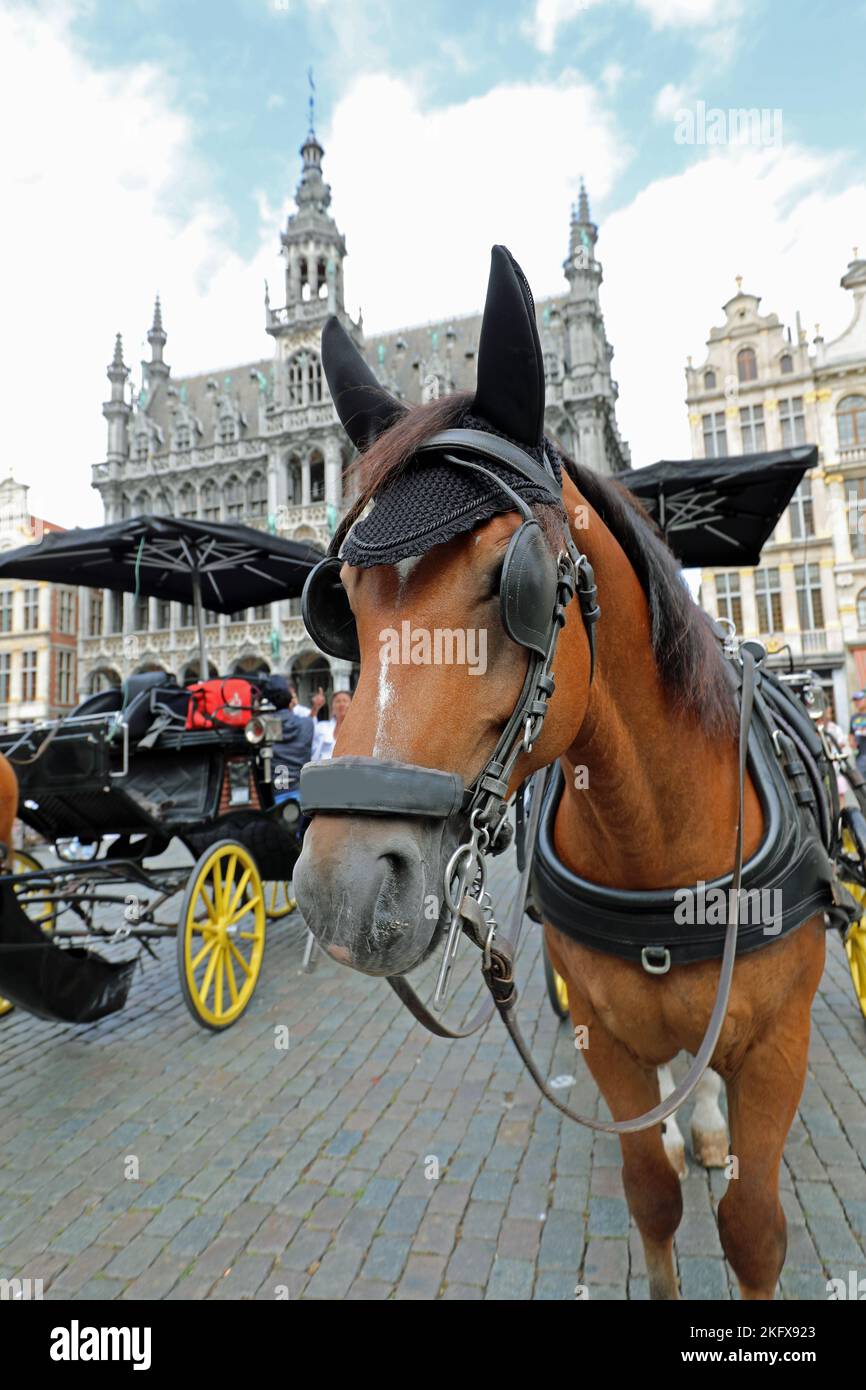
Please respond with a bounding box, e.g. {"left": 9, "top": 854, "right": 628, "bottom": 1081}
{"left": 531, "top": 0, "right": 603, "bottom": 55}
{"left": 654, "top": 81, "right": 687, "bottom": 119}
{"left": 635, "top": 0, "right": 741, "bottom": 27}
{"left": 325, "top": 72, "right": 627, "bottom": 332}
{"left": 600, "top": 62, "right": 625, "bottom": 95}
{"left": 0, "top": 1, "right": 277, "bottom": 527}
{"left": 529, "top": 0, "right": 742, "bottom": 52}
{"left": 598, "top": 145, "right": 866, "bottom": 467}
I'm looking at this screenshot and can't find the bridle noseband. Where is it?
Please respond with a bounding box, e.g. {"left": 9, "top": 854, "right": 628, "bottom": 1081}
{"left": 300, "top": 426, "right": 599, "bottom": 1005}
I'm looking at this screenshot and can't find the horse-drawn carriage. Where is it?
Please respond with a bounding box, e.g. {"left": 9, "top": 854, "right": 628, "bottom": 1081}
{"left": 0, "top": 515, "right": 318, "bottom": 1030}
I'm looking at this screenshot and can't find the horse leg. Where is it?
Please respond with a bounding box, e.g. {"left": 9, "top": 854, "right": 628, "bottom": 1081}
{"left": 690, "top": 1068, "right": 729, "bottom": 1168}
{"left": 657, "top": 1064, "right": 688, "bottom": 1179}
{"left": 577, "top": 1017, "right": 683, "bottom": 1299}
{"left": 716, "top": 1026, "right": 811, "bottom": 1299}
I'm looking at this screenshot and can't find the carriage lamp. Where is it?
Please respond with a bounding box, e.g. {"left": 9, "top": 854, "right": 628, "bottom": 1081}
{"left": 244, "top": 714, "right": 283, "bottom": 746}
{"left": 281, "top": 799, "right": 301, "bottom": 827}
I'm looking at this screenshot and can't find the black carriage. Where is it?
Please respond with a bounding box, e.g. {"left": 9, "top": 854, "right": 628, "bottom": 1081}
{"left": 0, "top": 516, "right": 320, "bottom": 1030}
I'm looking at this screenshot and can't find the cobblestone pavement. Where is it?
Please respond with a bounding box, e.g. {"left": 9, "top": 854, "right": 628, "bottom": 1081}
{"left": 0, "top": 844, "right": 864, "bottom": 1302}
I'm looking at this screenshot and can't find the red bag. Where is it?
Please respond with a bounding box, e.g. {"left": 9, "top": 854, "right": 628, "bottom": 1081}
{"left": 186, "top": 678, "right": 256, "bottom": 730}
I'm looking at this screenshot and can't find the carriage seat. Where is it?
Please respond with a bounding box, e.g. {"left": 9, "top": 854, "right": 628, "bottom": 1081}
{"left": 69, "top": 673, "right": 190, "bottom": 744}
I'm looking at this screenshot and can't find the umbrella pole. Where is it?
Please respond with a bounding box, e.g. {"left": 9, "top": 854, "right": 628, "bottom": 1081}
{"left": 192, "top": 567, "right": 208, "bottom": 679}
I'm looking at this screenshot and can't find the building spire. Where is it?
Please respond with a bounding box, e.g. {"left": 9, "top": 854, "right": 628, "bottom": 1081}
{"left": 578, "top": 177, "right": 591, "bottom": 225}
{"left": 146, "top": 295, "right": 170, "bottom": 380}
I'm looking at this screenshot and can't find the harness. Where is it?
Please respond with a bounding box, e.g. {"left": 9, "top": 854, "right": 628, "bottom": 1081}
{"left": 532, "top": 639, "right": 858, "bottom": 971}
{"left": 299, "top": 426, "right": 858, "bottom": 1134}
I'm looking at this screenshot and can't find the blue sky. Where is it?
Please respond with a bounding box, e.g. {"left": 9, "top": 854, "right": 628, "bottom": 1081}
{"left": 2, "top": 0, "right": 865, "bottom": 524}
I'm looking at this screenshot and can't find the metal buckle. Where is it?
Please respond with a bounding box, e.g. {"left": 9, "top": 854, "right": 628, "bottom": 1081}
{"left": 641, "top": 945, "right": 671, "bottom": 975}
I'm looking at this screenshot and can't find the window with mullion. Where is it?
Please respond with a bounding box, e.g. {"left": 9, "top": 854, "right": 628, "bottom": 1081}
{"left": 779, "top": 396, "right": 806, "bottom": 446}
{"left": 702, "top": 411, "right": 728, "bottom": 459}
{"left": 715, "top": 572, "right": 742, "bottom": 631}
{"left": 754, "top": 567, "right": 783, "bottom": 633}
{"left": 789, "top": 478, "right": 814, "bottom": 539}
{"left": 795, "top": 563, "right": 824, "bottom": 630}
{"left": 739, "top": 403, "right": 766, "bottom": 452}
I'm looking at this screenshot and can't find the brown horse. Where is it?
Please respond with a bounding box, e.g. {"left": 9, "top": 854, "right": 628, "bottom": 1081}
{"left": 294, "top": 250, "right": 825, "bottom": 1301}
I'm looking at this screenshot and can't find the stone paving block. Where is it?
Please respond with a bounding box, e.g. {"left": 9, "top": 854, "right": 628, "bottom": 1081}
{"left": 536, "top": 1270, "right": 579, "bottom": 1300}
{"left": 678, "top": 1256, "right": 729, "bottom": 1300}
{"left": 446, "top": 1237, "right": 495, "bottom": 1287}
{"left": 485, "top": 1256, "right": 534, "bottom": 1300}
{"left": 380, "top": 1194, "right": 428, "bottom": 1236}
{"left": 304, "top": 1244, "right": 365, "bottom": 1299}
{"left": 169, "top": 1214, "right": 224, "bottom": 1258}
{"left": 587, "top": 1196, "right": 630, "bottom": 1238}
{"left": 394, "top": 1253, "right": 446, "bottom": 1299}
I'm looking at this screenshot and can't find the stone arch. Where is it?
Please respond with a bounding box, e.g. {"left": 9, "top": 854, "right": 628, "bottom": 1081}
{"left": 87, "top": 666, "right": 122, "bottom": 694}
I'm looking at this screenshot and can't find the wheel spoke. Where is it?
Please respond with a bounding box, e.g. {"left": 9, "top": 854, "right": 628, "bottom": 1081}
{"left": 228, "top": 939, "right": 253, "bottom": 978}
{"left": 228, "top": 894, "right": 261, "bottom": 927}
{"left": 199, "top": 942, "right": 220, "bottom": 1004}
{"left": 224, "top": 948, "right": 240, "bottom": 1005}
{"left": 191, "top": 937, "right": 217, "bottom": 970}
{"left": 215, "top": 947, "right": 225, "bottom": 1017}
{"left": 225, "top": 866, "right": 252, "bottom": 921}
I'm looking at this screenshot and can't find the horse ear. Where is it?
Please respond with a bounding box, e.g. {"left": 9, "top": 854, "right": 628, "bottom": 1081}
{"left": 321, "top": 316, "right": 407, "bottom": 451}
{"left": 471, "top": 245, "right": 545, "bottom": 448}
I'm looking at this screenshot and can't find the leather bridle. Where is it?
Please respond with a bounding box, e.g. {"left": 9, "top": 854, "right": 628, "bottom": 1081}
{"left": 300, "top": 430, "right": 755, "bottom": 1134}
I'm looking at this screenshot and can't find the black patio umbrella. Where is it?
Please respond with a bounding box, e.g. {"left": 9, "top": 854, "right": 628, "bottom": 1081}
{"left": 620, "top": 445, "right": 816, "bottom": 567}
{"left": 0, "top": 515, "right": 322, "bottom": 676}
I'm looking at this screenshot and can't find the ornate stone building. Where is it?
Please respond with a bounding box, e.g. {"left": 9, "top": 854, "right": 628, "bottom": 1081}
{"left": 685, "top": 255, "right": 866, "bottom": 723}
{"left": 0, "top": 479, "right": 74, "bottom": 728}
{"left": 85, "top": 128, "right": 629, "bottom": 702}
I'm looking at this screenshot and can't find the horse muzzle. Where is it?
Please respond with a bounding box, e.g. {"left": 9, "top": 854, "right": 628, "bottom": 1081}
{"left": 295, "top": 759, "right": 465, "bottom": 976}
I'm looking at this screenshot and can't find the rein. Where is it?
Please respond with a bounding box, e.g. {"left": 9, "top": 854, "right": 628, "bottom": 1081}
{"left": 387, "top": 647, "right": 755, "bottom": 1133}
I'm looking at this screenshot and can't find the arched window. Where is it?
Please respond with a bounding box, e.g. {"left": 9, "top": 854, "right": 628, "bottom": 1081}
{"left": 299, "top": 257, "right": 309, "bottom": 302}
{"left": 780, "top": 354, "right": 793, "bottom": 375}
{"left": 88, "top": 667, "right": 121, "bottom": 694}
{"left": 317, "top": 258, "right": 328, "bottom": 299}
{"left": 218, "top": 414, "right": 237, "bottom": 444}
{"left": 544, "top": 353, "right": 561, "bottom": 385}
{"left": 287, "top": 354, "right": 306, "bottom": 407}
{"left": 248, "top": 472, "right": 267, "bottom": 518}
{"left": 309, "top": 450, "right": 325, "bottom": 503}
{"left": 133, "top": 491, "right": 150, "bottom": 515}
{"left": 703, "top": 370, "right": 716, "bottom": 390}
{"left": 201, "top": 481, "right": 220, "bottom": 523}
{"left": 133, "top": 432, "right": 149, "bottom": 462}
{"left": 737, "top": 347, "right": 757, "bottom": 383}
{"left": 175, "top": 422, "right": 192, "bottom": 450}
{"left": 306, "top": 353, "right": 323, "bottom": 403}
{"left": 225, "top": 476, "right": 244, "bottom": 520}
{"left": 857, "top": 588, "right": 866, "bottom": 629}
{"left": 838, "top": 395, "right": 866, "bottom": 449}
{"left": 178, "top": 484, "right": 196, "bottom": 519}
{"left": 287, "top": 453, "right": 303, "bottom": 506}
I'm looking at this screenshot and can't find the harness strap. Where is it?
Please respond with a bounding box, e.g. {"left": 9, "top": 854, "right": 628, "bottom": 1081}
{"left": 479, "top": 645, "right": 757, "bottom": 1134}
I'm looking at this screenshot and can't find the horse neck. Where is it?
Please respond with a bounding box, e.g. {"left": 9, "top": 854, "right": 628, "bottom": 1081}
{"left": 556, "top": 483, "right": 762, "bottom": 892}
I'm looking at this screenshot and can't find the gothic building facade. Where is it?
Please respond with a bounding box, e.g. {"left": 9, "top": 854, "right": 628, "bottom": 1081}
{"left": 84, "top": 127, "right": 630, "bottom": 701}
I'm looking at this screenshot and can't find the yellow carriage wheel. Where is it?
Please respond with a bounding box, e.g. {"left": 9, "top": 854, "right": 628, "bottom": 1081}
{"left": 264, "top": 880, "right": 296, "bottom": 920}
{"left": 177, "top": 840, "right": 266, "bottom": 1031}
{"left": 542, "top": 935, "right": 570, "bottom": 1020}
{"left": 841, "top": 826, "right": 866, "bottom": 1021}
{"left": 1, "top": 849, "right": 55, "bottom": 1018}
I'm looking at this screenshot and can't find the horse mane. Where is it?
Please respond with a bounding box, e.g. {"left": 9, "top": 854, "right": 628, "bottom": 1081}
{"left": 339, "top": 392, "right": 738, "bottom": 740}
